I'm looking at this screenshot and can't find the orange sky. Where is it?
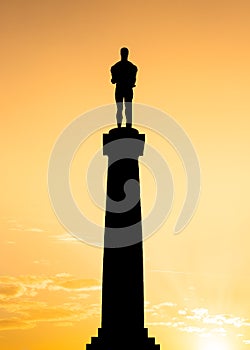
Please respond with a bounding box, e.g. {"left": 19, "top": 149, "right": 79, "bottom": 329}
{"left": 1, "top": 0, "right": 250, "bottom": 349}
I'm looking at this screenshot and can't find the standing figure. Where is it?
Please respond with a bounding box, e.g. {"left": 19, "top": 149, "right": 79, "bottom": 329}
{"left": 111, "top": 47, "right": 138, "bottom": 128}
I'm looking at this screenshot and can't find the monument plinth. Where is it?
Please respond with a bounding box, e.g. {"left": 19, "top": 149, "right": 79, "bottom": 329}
{"left": 86, "top": 127, "right": 160, "bottom": 350}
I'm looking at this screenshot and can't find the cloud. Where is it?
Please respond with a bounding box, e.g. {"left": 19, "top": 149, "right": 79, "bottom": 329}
{"left": 154, "top": 301, "right": 177, "bottom": 308}
{"left": 33, "top": 259, "right": 50, "bottom": 266}
{"left": 146, "top": 301, "right": 250, "bottom": 343}
{"left": 51, "top": 233, "right": 80, "bottom": 243}
{"left": 5, "top": 218, "right": 80, "bottom": 244}
{"left": 0, "top": 275, "right": 100, "bottom": 300}
{"left": 179, "top": 326, "right": 206, "bottom": 334}
{"left": 0, "top": 318, "right": 33, "bottom": 331}
{"left": 54, "top": 321, "right": 74, "bottom": 327}
{"left": 49, "top": 278, "right": 101, "bottom": 292}
{"left": 0, "top": 284, "right": 24, "bottom": 299}
{"left": 26, "top": 228, "right": 45, "bottom": 233}
{"left": 6, "top": 219, "right": 46, "bottom": 233}
{"left": 8, "top": 226, "right": 46, "bottom": 233}
{"left": 151, "top": 269, "right": 191, "bottom": 276}
{"left": 0, "top": 274, "right": 101, "bottom": 331}
{"left": 0, "top": 302, "right": 100, "bottom": 331}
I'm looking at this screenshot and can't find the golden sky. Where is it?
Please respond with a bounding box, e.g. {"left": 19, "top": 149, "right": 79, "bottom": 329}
{"left": 1, "top": 0, "right": 250, "bottom": 349}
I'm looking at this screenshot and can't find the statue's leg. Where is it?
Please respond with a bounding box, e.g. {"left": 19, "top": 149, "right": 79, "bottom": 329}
{"left": 116, "top": 102, "right": 123, "bottom": 127}
{"left": 115, "top": 89, "right": 123, "bottom": 127}
{"left": 125, "top": 90, "right": 133, "bottom": 127}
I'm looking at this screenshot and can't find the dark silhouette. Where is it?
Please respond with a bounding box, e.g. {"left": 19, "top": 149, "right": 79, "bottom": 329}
{"left": 86, "top": 127, "right": 160, "bottom": 350}
{"left": 111, "top": 48, "right": 138, "bottom": 128}
{"left": 86, "top": 53, "right": 159, "bottom": 349}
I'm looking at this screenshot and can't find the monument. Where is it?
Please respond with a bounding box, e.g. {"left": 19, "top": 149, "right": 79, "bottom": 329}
{"left": 86, "top": 49, "right": 160, "bottom": 349}
{"left": 111, "top": 47, "right": 137, "bottom": 128}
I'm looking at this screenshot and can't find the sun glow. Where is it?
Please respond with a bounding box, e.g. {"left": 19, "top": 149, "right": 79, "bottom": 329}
{"left": 199, "top": 337, "right": 231, "bottom": 350}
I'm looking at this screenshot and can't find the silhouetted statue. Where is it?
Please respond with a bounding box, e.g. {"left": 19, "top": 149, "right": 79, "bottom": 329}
{"left": 111, "top": 47, "right": 138, "bottom": 128}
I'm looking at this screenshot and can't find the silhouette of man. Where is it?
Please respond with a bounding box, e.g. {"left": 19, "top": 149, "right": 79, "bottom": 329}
{"left": 111, "top": 47, "right": 138, "bottom": 128}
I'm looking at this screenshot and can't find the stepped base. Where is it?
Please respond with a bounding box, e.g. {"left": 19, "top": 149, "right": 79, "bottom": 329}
{"left": 86, "top": 328, "right": 160, "bottom": 350}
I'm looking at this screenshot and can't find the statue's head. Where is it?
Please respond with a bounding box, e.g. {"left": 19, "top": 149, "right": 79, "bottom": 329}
{"left": 120, "top": 47, "right": 129, "bottom": 61}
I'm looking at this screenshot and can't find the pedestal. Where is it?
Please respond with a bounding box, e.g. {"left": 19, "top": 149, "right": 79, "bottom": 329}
{"left": 86, "top": 127, "right": 160, "bottom": 350}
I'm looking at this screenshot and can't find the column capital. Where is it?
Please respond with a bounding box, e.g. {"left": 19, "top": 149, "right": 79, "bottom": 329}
{"left": 103, "top": 127, "right": 145, "bottom": 158}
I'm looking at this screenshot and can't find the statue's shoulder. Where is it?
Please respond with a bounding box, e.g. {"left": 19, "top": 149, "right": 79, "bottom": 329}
{"left": 111, "top": 61, "right": 121, "bottom": 71}
{"left": 128, "top": 61, "right": 138, "bottom": 71}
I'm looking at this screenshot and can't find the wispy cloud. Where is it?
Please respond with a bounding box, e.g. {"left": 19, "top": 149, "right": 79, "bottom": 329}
{"left": 0, "top": 302, "right": 100, "bottom": 331}
{"left": 4, "top": 218, "right": 80, "bottom": 244}
{"left": 7, "top": 219, "right": 46, "bottom": 233}
{"left": 48, "top": 278, "right": 101, "bottom": 292}
{"left": 33, "top": 259, "right": 50, "bottom": 266}
{"left": 0, "top": 318, "right": 33, "bottom": 331}
{"left": 0, "top": 274, "right": 101, "bottom": 331}
{"left": 146, "top": 302, "right": 250, "bottom": 344}
{"left": 26, "top": 228, "right": 45, "bottom": 233}
{"left": 51, "top": 233, "right": 80, "bottom": 243}
{"left": 0, "top": 274, "right": 101, "bottom": 300}
{"left": 151, "top": 269, "right": 191, "bottom": 275}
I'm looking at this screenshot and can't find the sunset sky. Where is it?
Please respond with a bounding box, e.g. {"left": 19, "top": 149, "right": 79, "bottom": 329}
{"left": 1, "top": 0, "right": 250, "bottom": 349}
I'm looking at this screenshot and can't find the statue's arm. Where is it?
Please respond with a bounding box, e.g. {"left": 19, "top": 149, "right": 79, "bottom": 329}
{"left": 110, "top": 65, "right": 117, "bottom": 84}
{"left": 131, "top": 65, "right": 138, "bottom": 87}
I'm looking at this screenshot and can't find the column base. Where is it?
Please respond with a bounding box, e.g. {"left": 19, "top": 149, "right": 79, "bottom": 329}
{"left": 86, "top": 328, "right": 160, "bottom": 350}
